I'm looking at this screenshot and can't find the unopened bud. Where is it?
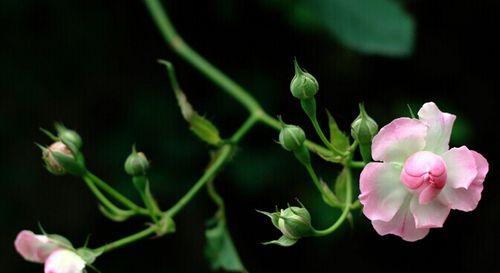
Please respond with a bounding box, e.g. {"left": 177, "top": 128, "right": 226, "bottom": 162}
{"left": 290, "top": 59, "right": 319, "bottom": 100}
{"left": 55, "top": 124, "right": 82, "bottom": 152}
{"left": 279, "top": 124, "right": 306, "bottom": 152}
{"left": 42, "top": 142, "right": 74, "bottom": 175}
{"left": 351, "top": 104, "right": 378, "bottom": 162}
{"left": 277, "top": 206, "right": 313, "bottom": 239}
{"left": 351, "top": 104, "right": 378, "bottom": 144}
{"left": 124, "top": 148, "right": 149, "bottom": 176}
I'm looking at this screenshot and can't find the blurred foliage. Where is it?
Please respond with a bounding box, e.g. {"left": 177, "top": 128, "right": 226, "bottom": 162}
{"left": 261, "top": 0, "right": 415, "bottom": 56}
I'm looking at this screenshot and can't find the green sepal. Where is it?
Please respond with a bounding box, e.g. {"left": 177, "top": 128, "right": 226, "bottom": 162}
{"left": 262, "top": 235, "right": 298, "bottom": 247}
{"left": 51, "top": 151, "right": 86, "bottom": 176}
{"left": 76, "top": 248, "right": 102, "bottom": 265}
{"left": 256, "top": 209, "right": 280, "bottom": 229}
{"left": 47, "top": 234, "right": 74, "bottom": 250}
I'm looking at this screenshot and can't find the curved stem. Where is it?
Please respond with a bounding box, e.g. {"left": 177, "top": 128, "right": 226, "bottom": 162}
{"left": 144, "top": 0, "right": 262, "bottom": 113}
{"left": 313, "top": 168, "right": 353, "bottom": 236}
{"left": 304, "top": 164, "right": 326, "bottom": 195}
{"left": 83, "top": 176, "right": 135, "bottom": 216}
{"left": 165, "top": 145, "right": 232, "bottom": 218}
{"left": 84, "top": 172, "right": 148, "bottom": 214}
{"left": 93, "top": 225, "right": 157, "bottom": 254}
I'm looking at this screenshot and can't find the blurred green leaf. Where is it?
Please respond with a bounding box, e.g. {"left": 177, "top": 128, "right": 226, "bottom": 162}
{"left": 271, "top": 0, "right": 415, "bottom": 56}
{"left": 334, "top": 168, "right": 349, "bottom": 203}
{"left": 326, "top": 110, "right": 350, "bottom": 155}
{"left": 205, "top": 219, "right": 247, "bottom": 272}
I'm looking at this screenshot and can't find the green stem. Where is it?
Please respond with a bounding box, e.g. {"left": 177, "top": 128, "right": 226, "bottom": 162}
{"left": 83, "top": 176, "right": 135, "bottom": 217}
{"left": 144, "top": 0, "right": 262, "bottom": 113}
{"left": 348, "top": 161, "right": 366, "bottom": 168}
{"left": 84, "top": 171, "right": 148, "bottom": 214}
{"left": 313, "top": 168, "right": 353, "bottom": 236}
{"left": 309, "top": 116, "right": 347, "bottom": 156}
{"left": 207, "top": 179, "right": 225, "bottom": 220}
{"left": 304, "top": 164, "right": 325, "bottom": 195}
{"left": 93, "top": 225, "right": 157, "bottom": 253}
{"left": 230, "top": 114, "right": 259, "bottom": 143}
{"left": 165, "top": 145, "right": 232, "bottom": 218}
{"left": 144, "top": 0, "right": 332, "bottom": 159}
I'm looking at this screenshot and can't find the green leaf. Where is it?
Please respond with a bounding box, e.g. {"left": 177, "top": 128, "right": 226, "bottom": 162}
{"left": 205, "top": 219, "right": 247, "bottom": 272}
{"left": 293, "top": 0, "right": 415, "bottom": 56}
{"left": 334, "top": 168, "right": 349, "bottom": 203}
{"left": 159, "top": 60, "right": 222, "bottom": 146}
{"left": 326, "top": 110, "right": 350, "bottom": 155}
{"left": 262, "top": 235, "right": 297, "bottom": 247}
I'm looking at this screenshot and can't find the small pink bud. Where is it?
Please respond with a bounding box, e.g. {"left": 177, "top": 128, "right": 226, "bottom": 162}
{"left": 14, "top": 230, "right": 59, "bottom": 263}
{"left": 43, "top": 141, "right": 74, "bottom": 175}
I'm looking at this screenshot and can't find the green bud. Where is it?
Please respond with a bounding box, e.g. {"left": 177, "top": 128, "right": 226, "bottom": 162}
{"left": 290, "top": 59, "right": 319, "bottom": 100}
{"left": 55, "top": 123, "right": 82, "bottom": 152}
{"left": 278, "top": 206, "right": 313, "bottom": 239}
{"left": 42, "top": 141, "right": 74, "bottom": 175}
{"left": 351, "top": 103, "right": 378, "bottom": 144}
{"left": 258, "top": 202, "right": 313, "bottom": 247}
{"left": 124, "top": 148, "right": 150, "bottom": 176}
{"left": 279, "top": 124, "right": 306, "bottom": 152}
{"left": 351, "top": 104, "right": 378, "bottom": 162}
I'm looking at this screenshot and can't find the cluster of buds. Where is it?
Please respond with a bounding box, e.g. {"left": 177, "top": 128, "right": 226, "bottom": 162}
{"left": 258, "top": 203, "right": 314, "bottom": 246}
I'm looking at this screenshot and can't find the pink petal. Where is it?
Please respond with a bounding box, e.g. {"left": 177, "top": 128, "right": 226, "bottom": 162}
{"left": 439, "top": 150, "right": 488, "bottom": 211}
{"left": 372, "top": 202, "right": 429, "bottom": 242}
{"left": 442, "top": 146, "right": 478, "bottom": 189}
{"left": 372, "top": 118, "right": 428, "bottom": 163}
{"left": 417, "top": 102, "right": 456, "bottom": 154}
{"left": 418, "top": 185, "right": 442, "bottom": 204}
{"left": 359, "top": 163, "right": 409, "bottom": 222}
{"left": 14, "top": 230, "right": 59, "bottom": 263}
{"left": 44, "top": 249, "right": 85, "bottom": 273}
{"left": 410, "top": 197, "right": 450, "bottom": 228}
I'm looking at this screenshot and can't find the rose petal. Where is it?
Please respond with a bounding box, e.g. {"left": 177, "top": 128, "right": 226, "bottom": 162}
{"left": 442, "top": 146, "right": 478, "bottom": 189}
{"left": 418, "top": 102, "right": 456, "bottom": 154}
{"left": 372, "top": 118, "right": 428, "bottom": 163}
{"left": 372, "top": 201, "right": 429, "bottom": 242}
{"left": 410, "top": 197, "right": 450, "bottom": 228}
{"left": 439, "top": 150, "right": 488, "bottom": 211}
{"left": 44, "top": 249, "right": 85, "bottom": 273}
{"left": 359, "top": 162, "right": 409, "bottom": 222}
{"left": 14, "top": 230, "right": 59, "bottom": 263}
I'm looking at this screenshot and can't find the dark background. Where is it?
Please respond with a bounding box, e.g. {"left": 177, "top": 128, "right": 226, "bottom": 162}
{"left": 1, "top": 0, "right": 499, "bottom": 272}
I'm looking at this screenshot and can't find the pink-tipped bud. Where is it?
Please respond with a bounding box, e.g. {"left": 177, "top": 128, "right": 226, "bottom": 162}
{"left": 42, "top": 142, "right": 74, "bottom": 175}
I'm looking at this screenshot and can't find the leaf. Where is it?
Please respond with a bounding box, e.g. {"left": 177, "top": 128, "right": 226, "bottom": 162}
{"left": 205, "top": 219, "right": 247, "bottom": 272}
{"left": 159, "top": 60, "right": 222, "bottom": 146}
{"left": 326, "top": 110, "right": 350, "bottom": 155}
{"left": 292, "top": 0, "right": 415, "bottom": 56}
{"left": 262, "top": 235, "right": 297, "bottom": 247}
{"left": 334, "top": 168, "right": 349, "bottom": 203}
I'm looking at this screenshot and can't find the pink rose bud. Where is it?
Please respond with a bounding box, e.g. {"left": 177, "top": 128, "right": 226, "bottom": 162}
{"left": 42, "top": 141, "right": 74, "bottom": 175}
{"left": 359, "top": 102, "right": 489, "bottom": 241}
{"left": 44, "top": 249, "right": 86, "bottom": 273}
{"left": 14, "top": 230, "right": 59, "bottom": 263}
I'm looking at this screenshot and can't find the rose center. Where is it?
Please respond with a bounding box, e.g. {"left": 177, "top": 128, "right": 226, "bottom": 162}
{"left": 401, "top": 151, "right": 447, "bottom": 204}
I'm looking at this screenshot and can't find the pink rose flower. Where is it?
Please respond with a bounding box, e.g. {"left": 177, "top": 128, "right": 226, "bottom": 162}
{"left": 359, "top": 102, "right": 489, "bottom": 241}
{"left": 14, "top": 230, "right": 85, "bottom": 273}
